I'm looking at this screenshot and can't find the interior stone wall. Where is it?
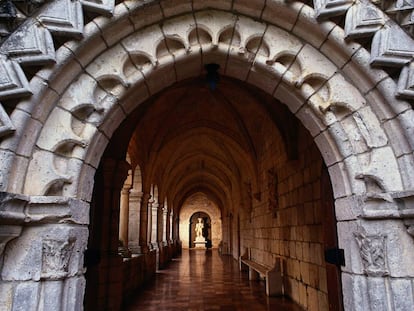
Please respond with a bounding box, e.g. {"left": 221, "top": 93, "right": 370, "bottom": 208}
{"left": 179, "top": 193, "right": 222, "bottom": 249}
{"left": 240, "top": 121, "right": 328, "bottom": 310}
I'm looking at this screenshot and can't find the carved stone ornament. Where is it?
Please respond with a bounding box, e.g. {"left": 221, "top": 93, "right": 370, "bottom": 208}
{"left": 41, "top": 237, "right": 75, "bottom": 279}
{"left": 354, "top": 229, "right": 389, "bottom": 276}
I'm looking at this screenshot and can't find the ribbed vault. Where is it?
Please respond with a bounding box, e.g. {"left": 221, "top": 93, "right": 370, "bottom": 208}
{"left": 126, "top": 77, "right": 290, "bottom": 217}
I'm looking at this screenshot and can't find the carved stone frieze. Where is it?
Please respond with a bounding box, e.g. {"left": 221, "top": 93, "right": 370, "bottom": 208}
{"left": 354, "top": 228, "right": 389, "bottom": 276}
{"left": 0, "top": 102, "right": 15, "bottom": 137}
{"left": 371, "top": 24, "right": 414, "bottom": 66}
{"left": 314, "top": 0, "right": 355, "bottom": 19}
{"left": 397, "top": 61, "right": 414, "bottom": 98}
{"left": 0, "top": 54, "right": 31, "bottom": 99}
{"left": 1, "top": 21, "right": 55, "bottom": 66}
{"left": 38, "top": 0, "right": 84, "bottom": 39}
{"left": 344, "top": 2, "right": 385, "bottom": 39}
{"left": 41, "top": 237, "right": 75, "bottom": 279}
{"left": 358, "top": 190, "right": 414, "bottom": 239}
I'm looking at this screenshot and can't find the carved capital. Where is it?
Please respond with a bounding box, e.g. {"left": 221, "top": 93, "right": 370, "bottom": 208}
{"left": 41, "top": 237, "right": 76, "bottom": 280}
{"left": 354, "top": 229, "right": 389, "bottom": 276}
{"left": 359, "top": 190, "right": 414, "bottom": 238}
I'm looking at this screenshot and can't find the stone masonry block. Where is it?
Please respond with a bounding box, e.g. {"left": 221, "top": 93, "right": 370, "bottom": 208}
{"left": 192, "top": 0, "right": 232, "bottom": 11}
{"left": 123, "top": 1, "right": 164, "bottom": 31}
{"left": 94, "top": 4, "right": 133, "bottom": 47}
{"left": 342, "top": 48, "right": 388, "bottom": 97}
{"left": 328, "top": 161, "right": 353, "bottom": 198}
{"left": 335, "top": 196, "right": 363, "bottom": 221}
{"left": 37, "top": 107, "right": 86, "bottom": 152}
{"left": 160, "top": 0, "right": 192, "bottom": 18}
{"left": 341, "top": 273, "right": 370, "bottom": 311}
{"left": 2, "top": 225, "right": 88, "bottom": 281}
{"left": 194, "top": 11, "right": 237, "bottom": 49}
{"left": 292, "top": 5, "right": 335, "bottom": 48}
{"left": 262, "top": 0, "right": 302, "bottom": 32}
{"left": 295, "top": 105, "right": 327, "bottom": 137}
{"left": 314, "top": 128, "right": 343, "bottom": 166}
{"left": 320, "top": 26, "right": 360, "bottom": 69}
{"left": 390, "top": 278, "right": 414, "bottom": 311}
{"left": 357, "top": 146, "right": 403, "bottom": 193}
{"left": 397, "top": 154, "right": 414, "bottom": 190}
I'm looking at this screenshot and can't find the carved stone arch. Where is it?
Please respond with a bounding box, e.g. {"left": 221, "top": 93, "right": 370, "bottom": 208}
{"left": 1, "top": 1, "right": 414, "bottom": 311}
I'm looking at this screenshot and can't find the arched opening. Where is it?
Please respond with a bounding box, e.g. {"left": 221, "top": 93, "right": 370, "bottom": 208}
{"left": 1, "top": 3, "right": 414, "bottom": 311}
{"left": 81, "top": 75, "right": 343, "bottom": 310}
{"left": 189, "top": 212, "right": 212, "bottom": 248}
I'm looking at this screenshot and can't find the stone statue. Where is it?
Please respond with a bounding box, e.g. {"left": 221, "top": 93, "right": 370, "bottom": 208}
{"left": 195, "top": 218, "right": 204, "bottom": 238}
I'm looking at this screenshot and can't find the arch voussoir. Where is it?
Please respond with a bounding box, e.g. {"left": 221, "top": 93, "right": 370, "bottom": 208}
{"left": 1, "top": 2, "right": 414, "bottom": 311}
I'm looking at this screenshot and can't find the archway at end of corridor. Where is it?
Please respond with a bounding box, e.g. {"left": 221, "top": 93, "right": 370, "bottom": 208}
{"left": 179, "top": 192, "right": 222, "bottom": 250}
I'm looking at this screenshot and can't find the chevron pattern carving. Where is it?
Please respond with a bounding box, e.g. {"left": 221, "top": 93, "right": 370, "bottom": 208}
{"left": 0, "top": 103, "right": 15, "bottom": 138}
{"left": 81, "top": 0, "right": 115, "bottom": 15}
{"left": 38, "top": 0, "right": 84, "bottom": 38}
{"left": 1, "top": 0, "right": 414, "bottom": 142}
{"left": 314, "top": 0, "right": 354, "bottom": 19}
{"left": 0, "top": 22, "right": 55, "bottom": 66}
{"left": 371, "top": 25, "right": 414, "bottom": 66}
{"left": 0, "top": 55, "right": 31, "bottom": 99}
{"left": 344, "top": 2, "right": 385, "bottom": 39}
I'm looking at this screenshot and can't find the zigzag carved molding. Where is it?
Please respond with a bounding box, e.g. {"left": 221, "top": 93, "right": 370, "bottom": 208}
{"left": 0, "top": 0, "right": 413, "bottom": 140}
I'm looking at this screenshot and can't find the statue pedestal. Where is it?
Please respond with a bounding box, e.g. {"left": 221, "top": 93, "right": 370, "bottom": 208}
{"left": 194, "top": 236, "right": 206, "bottom": 249}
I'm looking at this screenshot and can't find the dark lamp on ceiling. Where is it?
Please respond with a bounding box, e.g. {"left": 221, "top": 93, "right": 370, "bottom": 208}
{"left": 204, "top": 63, "right": 220, "bottom": 90}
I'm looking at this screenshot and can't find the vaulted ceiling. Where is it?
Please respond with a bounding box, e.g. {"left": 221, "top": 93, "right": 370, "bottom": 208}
{"left": 121, "top": 76, "right": 298, "bottom": 214}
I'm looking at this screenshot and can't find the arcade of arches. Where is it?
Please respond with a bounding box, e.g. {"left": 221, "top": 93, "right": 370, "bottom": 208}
{"left": 1, "top": 1, "right": 414, "bottom": 311}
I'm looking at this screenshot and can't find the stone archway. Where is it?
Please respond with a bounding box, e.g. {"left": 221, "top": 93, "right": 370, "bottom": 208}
{"left": 0, "top": 1, "right": 414, "bottom": 311}
{"left": 179, "top": 192, "right": 222, "bottom": 249}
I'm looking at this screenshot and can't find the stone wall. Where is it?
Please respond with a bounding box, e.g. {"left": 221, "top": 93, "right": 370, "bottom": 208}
{"left": 240, "top": 123, "right": 329, "bottom": 310}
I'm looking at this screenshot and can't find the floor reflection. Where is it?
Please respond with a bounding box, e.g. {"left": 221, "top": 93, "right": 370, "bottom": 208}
{"left": 125, "top": 249, "right": 303, "bottom": 311}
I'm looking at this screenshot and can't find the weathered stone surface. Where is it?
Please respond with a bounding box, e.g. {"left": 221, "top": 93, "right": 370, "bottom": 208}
{"left": 81, "top": 0, "right": 115, "bottom": 15}
{"left": 371, "top": 25, "right": 414, "bottom": 66}
{"left": 0, "top": 55, "right": 31, "bottom": 100}
{"left": 38, "top": 0, "right": 84, "bottom": 38}
{"left": 1, "top": 22, "right": 55, "bottom": 66}
{"left": 314, "top": 0, "right": 354, "bottom": 20}
{"left": 344, "top": 2, "right": 385, "bottom": 39}
{"left": 1, "top": 225, "right": 88, "bottom": 281}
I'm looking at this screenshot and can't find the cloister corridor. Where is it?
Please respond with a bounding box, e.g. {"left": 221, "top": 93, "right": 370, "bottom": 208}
{"left": 83, "top": 77, "right": 342, "bottom": 310}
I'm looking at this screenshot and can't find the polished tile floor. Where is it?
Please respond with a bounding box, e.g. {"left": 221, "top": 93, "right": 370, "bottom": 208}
{"left": 125, "top": 249, "right": 303, "bottom": 311}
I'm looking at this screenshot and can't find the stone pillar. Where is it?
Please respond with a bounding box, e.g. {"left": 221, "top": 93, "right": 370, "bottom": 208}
{"left": 128, "top": 190, "right": 143, "bottom": 254}
{"left": 0, "top": 196, "right": 89, "bottom": 311}
{"left": 157, "top": 204, "right": 165, "bottom": 246}
{"left": 163, "top": 207, "right": 168, "bottom": 243}
{"left": 93, "top": 158, "right": 130, "bottom": 310}
{"left": 166, "top": 209, "right": 171, "bottom": 243}
{"left": 119, "top": 178, "right": 132, "bottom": 255}
{"left": 151, "top": 201, "right": 158, "bottom": 249}
{"left": 139, "top": 193, "right": 151, "bottom": 253}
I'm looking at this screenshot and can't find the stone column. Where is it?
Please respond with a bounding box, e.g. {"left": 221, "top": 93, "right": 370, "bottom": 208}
{"left": 157, "top": 204, "right": 165, "bottom": 246}
{"left": 139, "top": 193, "right": 151, "bottom": 253}
{"left": 151, "top": 201, "right": 159, "bottom": 249}
{"left": 0, "top": 196, "right": 89, "bottom": 311}
{"left": 98, "top": 158, "right": 130, "bottom": 310}
{"left": 128, "top": 190, "right": 143, "bottom": 254}
{"left": 163, "top": 207, "right": 168, "bottom": 244}
{"left": 166, "top": 209, "right": 171, "bottom": 243}
{"left": 119, "top": 180, "right": 132, "bottom": 256}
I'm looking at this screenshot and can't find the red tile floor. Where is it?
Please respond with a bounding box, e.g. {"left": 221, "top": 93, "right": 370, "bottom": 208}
{"left": 125, "top": 249, "right": 303, "bottom": 311}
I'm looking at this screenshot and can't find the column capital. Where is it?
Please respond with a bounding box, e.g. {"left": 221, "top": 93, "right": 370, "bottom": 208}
{"left": 101, "top": 158, "right": 131, "bottom": 190}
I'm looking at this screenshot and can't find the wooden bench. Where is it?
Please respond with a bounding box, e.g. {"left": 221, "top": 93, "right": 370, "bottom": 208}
{"left": 239, "top": 249, "right": 283, "bottom": 296}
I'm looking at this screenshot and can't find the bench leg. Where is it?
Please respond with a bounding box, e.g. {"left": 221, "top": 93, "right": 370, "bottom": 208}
{"left": 266, "top": 271, "right": 283, "bottom": 296}
{"left": 248, "top": 268, "right": 260, "bottom": 280}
